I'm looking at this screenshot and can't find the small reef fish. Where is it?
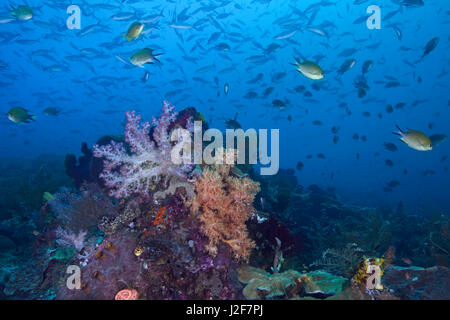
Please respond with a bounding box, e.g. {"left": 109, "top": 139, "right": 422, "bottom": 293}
{"left": 274, "top": 30, "right": 297, "bottom": 40}
{"left": 291, "top": 57, "right": 324, "bottom": 80}
{"left": 401, "top": 0, "right": 424, "bottom": 8}
{"left": 130, "top": 49, "right": 163, "bottom": 67}
{"left": 7, "top": 107, "right": 37, "bottom": 123}
{"left": 43, "top": 107, "right": 61, "bottom": 116}
{"left": 124, "top": 22, "right": 145, "bottom": 41}
{"left": 362, "top": 60, "right": 373, "bottom": 75}
{"left": 393, "top": 125, "right": 432, "bottom": 151}
{"left": 422, "top": 37, "right": 439, "bottom": 59}
{"left": 10, "top": 5, "right": 33, "bottom": 21}
{"left": 224, "top": 83, "right": 229, "bottom": 95}
{"left": 142, "top": 71, "right": 150, "bottom": 83}
{"left": 272, "top": 99, "right": 287, "bottom": 110}
{"left": 224, "top": 113, "right": 241, "bottom": 129}
{"left": 337, "top": 59, "right": 356, "bottom": 77}
{"left": 168, "top": 24, "right": 192, "bottom": 29}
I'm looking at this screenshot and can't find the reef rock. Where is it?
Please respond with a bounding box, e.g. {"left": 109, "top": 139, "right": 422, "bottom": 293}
{"left": 383, "top": 265, "right": 450, "bottom": 300}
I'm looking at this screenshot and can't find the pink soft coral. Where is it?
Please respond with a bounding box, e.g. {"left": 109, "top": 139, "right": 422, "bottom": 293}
{"left": 93, "top": 101, "right": 193, "bottom": 199}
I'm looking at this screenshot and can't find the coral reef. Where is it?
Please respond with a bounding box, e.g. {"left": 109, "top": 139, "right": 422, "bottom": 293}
{"left": 253, "top": 169, "right": 449, "bottom": 270}
{"left": 1, "top": 101, "right": 449, "bottom": 301}
{"left": 34, "top": 105, "right": 253, "bottom": 300}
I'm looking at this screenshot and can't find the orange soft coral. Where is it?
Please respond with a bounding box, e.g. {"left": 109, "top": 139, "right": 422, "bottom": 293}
{"left": 191, "top": 160, "right": 260, "bottom": 261}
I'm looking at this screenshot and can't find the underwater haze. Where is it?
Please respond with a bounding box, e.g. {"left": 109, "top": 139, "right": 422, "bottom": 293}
{"left": 0, "top": 0, "right": 449, "bottom": 301}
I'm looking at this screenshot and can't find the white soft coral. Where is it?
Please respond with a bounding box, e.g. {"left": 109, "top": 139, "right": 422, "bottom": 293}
{"left": 93, "top": 101, "right": 193, "bottom": 199}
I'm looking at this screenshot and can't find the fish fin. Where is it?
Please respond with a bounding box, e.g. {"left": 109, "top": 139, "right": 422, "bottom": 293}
{"left": 293, "top": 56, "right": 301, "bottom": 64}
{"left": 398, "top": 138, "right": 407, "bottom": 144}
{"left": 29, "top": 115, "right": 37, "bottom": 121}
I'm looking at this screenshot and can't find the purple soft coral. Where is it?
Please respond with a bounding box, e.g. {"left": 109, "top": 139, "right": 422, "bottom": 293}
{"left": 93, "top": 101, "right": 193, "bottom": 199}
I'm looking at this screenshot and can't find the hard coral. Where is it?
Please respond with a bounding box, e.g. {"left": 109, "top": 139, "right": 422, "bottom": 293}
{"left": 191, "top": 153, "right": 260, "bottom": 261}
{"left": 93, "top": 101, "right": 193, "bottom": 200}
{"left": 237, "top": 265, "right": 347, "bottom": 300}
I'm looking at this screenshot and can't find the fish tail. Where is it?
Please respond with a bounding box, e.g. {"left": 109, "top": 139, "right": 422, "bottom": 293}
{"left": 29, "top": 115, "right": 37, "bottom": 122}
{"left": 153, "top": 53, "right": 164, "bottom": 63}
{"left": 392, "top": 124, "right": 403, "bottom": 136}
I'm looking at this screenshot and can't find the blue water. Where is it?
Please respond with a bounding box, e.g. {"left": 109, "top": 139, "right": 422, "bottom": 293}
{"left": 0, "top": 0, "right": 449, "bottom": 212}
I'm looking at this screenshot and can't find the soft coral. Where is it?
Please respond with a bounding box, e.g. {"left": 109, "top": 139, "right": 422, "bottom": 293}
{"left": 93, "top": 101, "right": 193, "bottom": 199}
{"left": 191, "top": 152, "right": 260, "bottom": 261}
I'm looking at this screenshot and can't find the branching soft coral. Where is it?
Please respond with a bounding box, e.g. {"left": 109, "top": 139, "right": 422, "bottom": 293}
{"left": 55, "top": 226, "right": 86, "bottom": 252}
{"left": 93, "top": 101, "right": 193, "bottom": 199}
{"left": 191, "top": 151, "right": 260, "bottom": 261}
